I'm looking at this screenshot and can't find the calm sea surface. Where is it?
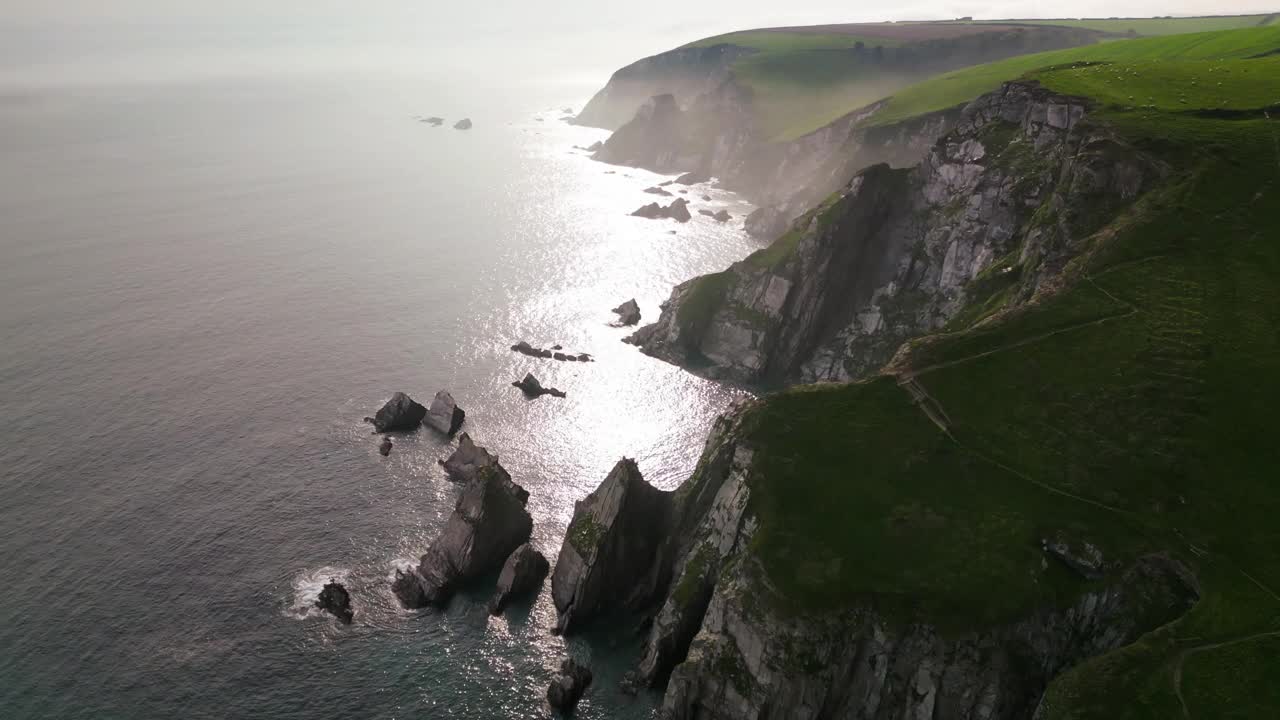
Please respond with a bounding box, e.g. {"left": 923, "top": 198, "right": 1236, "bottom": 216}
{"left": 0, "top": 69, "right": 760, "bottom": 718}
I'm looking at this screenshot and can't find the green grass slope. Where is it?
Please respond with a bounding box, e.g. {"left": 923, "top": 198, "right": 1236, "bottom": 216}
{"left": 1011, "top": 14, "right": 1277, "bottom": 36}
{"left": 873, "top": 26, "right": 1280, "bottom": 125}
{"left": 739, "top": 48, "right": 1280, "bottom": 718}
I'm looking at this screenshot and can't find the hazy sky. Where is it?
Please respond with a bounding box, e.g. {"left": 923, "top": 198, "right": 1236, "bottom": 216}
{"left": 3, "top": 1, "right": 1276, "bottom": 88}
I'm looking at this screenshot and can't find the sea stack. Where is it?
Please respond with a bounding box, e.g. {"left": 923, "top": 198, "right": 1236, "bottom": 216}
{"left": 424, "top": 390, "right": 466, "bottom": 436}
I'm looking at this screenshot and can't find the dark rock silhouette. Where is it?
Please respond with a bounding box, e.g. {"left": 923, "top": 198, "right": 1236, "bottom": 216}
{"left": 631, "top": 198, "right": 690, "bottom": 222}
{"left": 379, "top": 437, "right": 393, "bottom": 456}
{"left": 546, "top": 658, "right": 594, "bottom": 713}
{"left": 454, "top": 118, "right": 473, "bottom": 130}
{"left": 512, "top": 341, "right": 593, "bottom": 362}
{"left": 513, "top": 373, "right": 566, "bottom": 398}
{"left": 439, "top": 432, "right": 501, "bottom": 483}
{"left": 366, "top": 392, "right": 426, "bottom": 433}
{"left": 315, "top": 580, "right": 353, "bottom": 624}
{"left": 644, "top": 186, "right": 674, "bottom": 197}
{"left": 612, "top": 299, "right": 641, "bottom": 326}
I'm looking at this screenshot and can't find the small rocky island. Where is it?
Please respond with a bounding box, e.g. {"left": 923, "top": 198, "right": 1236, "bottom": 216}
{"left": 631, "top": 197, "right": 691, "bottom": 222}
{"left": 315, "top": 580, "right": 353, "bottom": 624}
{"left": 513, "top": 373, "right": 566, "bottom": 398}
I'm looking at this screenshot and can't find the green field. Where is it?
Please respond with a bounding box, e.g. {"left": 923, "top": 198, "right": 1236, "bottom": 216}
{"left": 872, "top": 26, "right": 1280, "bottom": 125}
{"left": 683, "top": 30, "right": 906, "bottom": 51}
{"left": 1012, "top": 13, "right": 1277, "bottom": 36}
{"left": 737, "top": 30, "right": 1280, "bottom": 717}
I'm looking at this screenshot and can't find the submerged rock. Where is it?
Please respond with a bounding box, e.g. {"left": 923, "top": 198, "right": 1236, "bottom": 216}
{"left": 393, "top": 467, "right": 533, "bottom": 608}
{"left": 513, "top": 373, "right": 566, "bottom": 398}
{"left": 612, "top": 299, "right": 641, "bottom": 326}
{"left": 439, "top": 432, "right": 501, "bottom": 483}
{"left": 547, "top": 658, "right": 594, "bottom": 713}
{"left": 644, "top": 186, "right": 674, "bottom": 197}
{"left": 379, "top": 437, "right": 393, "bottom": 456}
{"left": 674, "top": 170, "right": 709, "bottom": 185}
{"left": 366, "top": 392, "right": 427, "bottom": 433}
{"left": 315, "top": 580, "right": 353, "bottom": 624}
{"left": 424, "top": 390, "right": 465, "bottom": 436}
{"left": 453, "top": 118, "right": 473, "bottom": 130}
{"left": 489, "top": 543, "right": 550, "bottom": 615}
{"left": 423, "top": 117, "right": 444, "bottom": 127}
{"left": 551, "top": 458, "right": 673, "bottom": 634}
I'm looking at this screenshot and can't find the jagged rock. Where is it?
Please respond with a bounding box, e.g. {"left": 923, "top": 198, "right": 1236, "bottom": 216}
{"left": 551, "top": 458, "right": 673, "bottom": 634}
{"left": 594, "top": 94, "right": 685, "bottom": 170}
{"left": 546, "top": 658, "right": 594, "bottom": 713}
{"left": 366, "top": 392, "right": 427, "bottom": 433}
{"left": 612, "top": 299, "right": 641, "bottom": 326}
{"left": 712, "top": 210, "right": 731, "bottom": 223}
{"left": 453, "top": 118, "right": 473, "bottom": 130}
{"left": 513, "top": 373, "right": 566, "bottom": 398}
{"left": 439, "top": 432, "right": 500, "bottom": 483}
{"left": 630, "top": 198, "right": 690, "bottom": 222}
{"left": 392, "top": 466, "right": 532, "bottom": 608}
{"left": 675, "top": 170, "right": 708, "bottom": 185}
{"left": 489, "top": 543, "right": 550, "bottom": 615}
{"left": 645, "top": 186, "right": 674, "bottom": 196}
{"left": 424, "top": 390, "right": 465, "bottom": 436}
{"left": 315, "top": 580, "right": 353, "bottom": 624}
{"left": 379, "top": 437, "right": 393, "bottom": 456}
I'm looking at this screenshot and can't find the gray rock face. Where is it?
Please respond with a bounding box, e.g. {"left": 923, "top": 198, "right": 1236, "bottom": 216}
{"left": 392, "top": 467, "right": 532, "bottom": 608}
{"left": 612, "top": 299, "right": 642, "bottom": 326}
{"left": 546, "top": 658, "right": 594, "bottom": 712}
{"left": 453, "top": 118, "right": 472, "bottom": 130}
{"left": 629, "top": 82, "right": 1162, "bottom": 386}
{"left": 439, "top": 432, "right": 500, "bottom": 483}
{"left": 489, "top": 543, "right": 550, "bottom": 615}
{"left": 424, "top": 390, "right": 466, "bottom": 436}
{"left": 596, "top": 94, "right": 691, "bottom": 171}
{"left": 367, "top": 392, "right": 427, "bottom": 433}
{"left": 551, "top": 458, "right": 674, "bottom": 634}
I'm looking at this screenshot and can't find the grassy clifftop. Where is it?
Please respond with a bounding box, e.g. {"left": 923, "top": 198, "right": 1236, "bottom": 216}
{"left": 738, "top": 37, "right": 1280, "bottom": 718}
{"left": 873, "top": 26, "right": 1280, "bottom": 125}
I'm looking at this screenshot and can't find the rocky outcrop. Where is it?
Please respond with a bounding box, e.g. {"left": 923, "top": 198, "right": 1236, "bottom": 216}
{"left": 629, "top": 81, "right": 1162, "bottom": 385}
{"left": 632, "top": 198, "right": 691, "bottom": 222}
{"left": 513, "top": 373, "right": 566, "bottom": 398}
{"left": 511, "top": 340, "right": 593, "bottom": 362}
{"left": 489, "top": 543, "right": 550, "bottom": 615}
{"left": 439, "top": 432, "right": 500, "bottom": 483}
{"left": 612, "top": 299, "right": 641, "bottom": 326}
{"left": 645, "top": 186, "right": 674, "bottom": 197}
{"left": 424, "top": 390, "right": 466, "bottom": 436}
{"left": 574, "top": 44, "right": 756, "bottom": 130}
{"left": 454, "top": 118, "right": 473, "bottom": 130}
{"left": 392, "top": 466, "right": 532, "bottom": 608}
{"left": 546, "top": 658, "right": 594, "bottom": 713}
{"left": 698, "top": 209, "right": 732, "bottom": 223}
{"left": 551, "top": 459, "right": 675, "bottom": 634}
{"left": 315, "top": 580, "right": 354, "bottom": 624}
{"left": 422, "top": 117, "right": 444, "bottom": 127}
{"left": 366, "top": 392, "right": 427, "bottom": 433}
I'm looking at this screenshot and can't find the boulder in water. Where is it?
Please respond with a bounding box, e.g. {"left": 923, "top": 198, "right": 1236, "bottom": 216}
{"left": 439, "top": 432, "right": 501, "bottom": 483}
{"left": 513, "top": 373, "right": 566, "bottom": 398}
{"left": 488, "top": 543, "right": 550, "bottom": 615}
{"left": 454, "top": 118, "right": 473, "bottom": 130}
{"left": 674, "top": 170, "right": 709, "bottom": 185}
{"left": 315, "top": 580, "right": 354, "bottom": 624}
{"left": 379, "top": 437, "right": 393, "bottom": 456}
{"left": 546, "top": 658, "right": 593, "bottom": 712}
{"left": 612, "top": 299, "right": 641, "bottom": 326}
{"left": 366, "top": 392, "right": 427, "bottom": 433}
{"left": 630, "top": 198, "right": 690, "bottom": 223}
{"left": 644, "top": 186, "right": 673, "bottom": 197}
{"left": 424, "top": 390, "right": 465, "bottom": 436}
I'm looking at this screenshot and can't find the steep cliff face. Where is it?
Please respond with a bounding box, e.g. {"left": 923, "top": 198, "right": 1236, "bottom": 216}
{"left": 574, "top": 44, "right": 756, "bottom": 130}
{"left": 627, "top": 81, "right": 1161, "bottom": 386}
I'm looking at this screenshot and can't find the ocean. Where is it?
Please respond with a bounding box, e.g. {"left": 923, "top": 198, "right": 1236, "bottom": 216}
{"left": 0, "top": 65, "right": 760, "bottom": 718}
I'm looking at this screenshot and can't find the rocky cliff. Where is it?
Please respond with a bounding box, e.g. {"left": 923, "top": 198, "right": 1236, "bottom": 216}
{"left": 574, "top": 44, "right": 757, "bottom": 130}
{"left": 627, "top": 81, "right": 1161, "bottom": 385}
